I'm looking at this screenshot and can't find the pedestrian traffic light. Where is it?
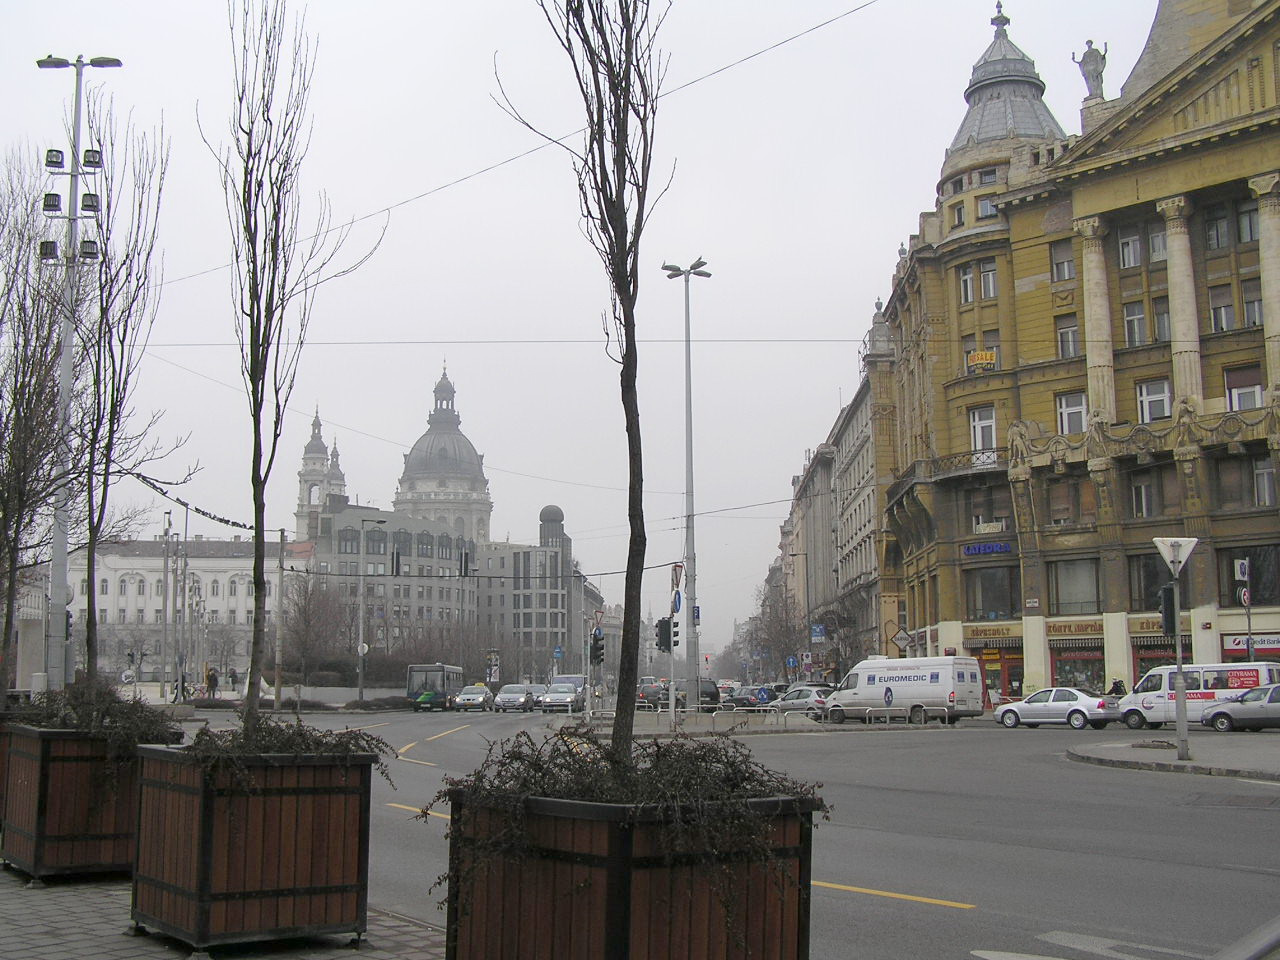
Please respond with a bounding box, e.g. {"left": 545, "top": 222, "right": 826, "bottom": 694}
{"left": 590, "top": 636, "right": 605, "bottom": 665}
{"left": 1159, "top": 582, "right": 1177, "bottom": 638}
{"left": 655, "top": 617, "right": 671, "bottom": 653}
{"left": 670, "top": 614, "right": 679, "bottom": 647}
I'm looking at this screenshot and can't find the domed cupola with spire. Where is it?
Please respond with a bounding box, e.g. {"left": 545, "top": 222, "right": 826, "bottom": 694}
{"left": 393, "top": 367, "right": 492, "bottom": 541}
{"left": 946, "top": 3, "right": 1066, "bottom": 163}
{"left": 296, "top": 409, "right": 343, "bottom": 541}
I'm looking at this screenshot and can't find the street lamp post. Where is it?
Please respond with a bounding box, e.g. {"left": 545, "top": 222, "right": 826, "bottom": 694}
{"left": 357, "top": 518, "right": 386, "bottom": 702}
{"left": 662, "top": 259, "right": 711, "bottom": 693}
{"left": 789, "top": 552, "right": 811, "bottom": 680}
{"left": 37, "top": 54, "right": 122, "bottom": 690}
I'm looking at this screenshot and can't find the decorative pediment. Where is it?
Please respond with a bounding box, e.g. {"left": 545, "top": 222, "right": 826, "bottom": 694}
{"left": 1050, "top": 1, "right": 1280, "bottom": 172}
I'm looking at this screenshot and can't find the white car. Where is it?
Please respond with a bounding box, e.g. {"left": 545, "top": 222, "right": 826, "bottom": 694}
{"left": 540, "top": 683, "right": 584, "bottom": 713}
{"left": 453, "top": 685, "right": 494, "bottom": 711}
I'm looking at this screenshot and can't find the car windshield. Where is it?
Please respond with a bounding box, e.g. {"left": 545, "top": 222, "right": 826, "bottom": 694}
{"left": 498, "top": 685, "right": 524, "bottom": 694}
{"left": 461, "top": 685, "right": 486, "bottom": 694}
{"left": 548, "top": 684, "right": 576, "bottom": 693}
{"left": 529, "top": 684, "right": 547, "bottom": 693}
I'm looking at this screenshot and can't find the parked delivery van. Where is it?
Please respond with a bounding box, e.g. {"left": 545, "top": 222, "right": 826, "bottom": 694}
{"left": 1118, "top": 661, "right": 1280, "bottom": 729}
{"left": 826, "top": 656, "right": 984, "bottom": 724}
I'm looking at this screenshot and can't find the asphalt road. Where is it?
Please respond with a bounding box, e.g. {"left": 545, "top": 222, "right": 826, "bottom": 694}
{"left": 293, "top": 710, "right": 1280, "bottom": 959}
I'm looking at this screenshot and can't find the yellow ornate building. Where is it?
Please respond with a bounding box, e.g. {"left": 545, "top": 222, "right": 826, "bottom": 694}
{"left": 877, "top": 0, "right": 1280, "bottom": 698}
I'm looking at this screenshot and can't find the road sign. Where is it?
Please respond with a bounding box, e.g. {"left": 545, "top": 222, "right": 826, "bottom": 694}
{"left": 553, "top": 645, "right": 563, "bottom": 659}
{"left": 1153, "top": 537, "right": 1198, "bottom": 576}
{"left": 592, "top": 626, "right": 604, "bottom": 640}
{"left": 671, "top": 563, "right": 683, "bottom": 591}
{"left": 1234, "top": 559, "right": 1251, "bottom": 582}
{"left": 672, "top": 590, "right": 682, "bottom": 613}
{"left": 693, "top": 604, "right": 700, "bottom": 626}
{"left": 1240, "top": 587, "right": 1251, "bottom": 606}
{"left": 786, "top": 655, "right": 798, "bottom": 669}
{"left": 801, "top": 651, "right": 812, "bottom": 664}
{"left": 594, "top": 609, "right": 604, "bottom": 627}
{"left": 810, "top": 624, "right": 827, "bottom": 641}
{"left": 357, "top": 642, "right": 369, "bottom": 656}
{"left": 120, "top": 670, "right": 135, "bottom": 685}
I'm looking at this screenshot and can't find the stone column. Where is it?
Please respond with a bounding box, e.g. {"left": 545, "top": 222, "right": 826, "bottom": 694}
{"left": 1247, "top": 172, "right": 1280, "bottom": 400}
{"left": 1155, "top": 195, "right": 1204, "bottom": 406}
{"left": 1074, "top": 216, "right": 1116, "bottom": 422}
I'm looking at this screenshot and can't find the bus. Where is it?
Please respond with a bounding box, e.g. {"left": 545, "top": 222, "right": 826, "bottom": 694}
{"left": 407, "top": 663, "right": 465, "bottom": 712}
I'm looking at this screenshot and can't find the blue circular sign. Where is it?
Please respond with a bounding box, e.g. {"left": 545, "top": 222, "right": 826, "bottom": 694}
{"left": 883, "top": 686, "right": 894, "bottom": 706}
{"left": 672, "top": 590, "right": 682, "bottom": 613}
{"left": 786, "top": 656, "right": 798, "bottom": 668}
{"left": 592, "top": 627, "right": 604, "bottom": 639}
{"left": 553, "top": 645, "right": 563, "bottom": 659}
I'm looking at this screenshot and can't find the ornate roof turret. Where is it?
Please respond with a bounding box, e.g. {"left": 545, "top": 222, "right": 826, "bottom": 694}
{"left": 328, "top": 441, "right": 345, "bottom": 481}
{"left": 947, "top": 3, "right": 1065, "bottom": 154}
{"left": 304, "top": 408, "right": 329, "bottom": 458}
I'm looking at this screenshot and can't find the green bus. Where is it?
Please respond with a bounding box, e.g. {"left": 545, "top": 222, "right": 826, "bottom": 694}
{"left": 407, "top": 663, "right": 465, "bottom": 712}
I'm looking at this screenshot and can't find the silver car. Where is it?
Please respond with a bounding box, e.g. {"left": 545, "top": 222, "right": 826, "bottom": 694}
{"left": 453, "top": 684, "right": 494, "bottom": 711}
{"left": 493, "top": 684, "right": 534, "bottom": 712}
{"left": 1201, "top": 683, "right": 1280, "bottom": 732}
{"left": 772, "top": 687, "right": 833, "bottom": 719}
{"left": 995, "top": 687, "right": 1121, "bottom": 729}
{"left": 540, "top": 683, "right": 584, "bottom": 713}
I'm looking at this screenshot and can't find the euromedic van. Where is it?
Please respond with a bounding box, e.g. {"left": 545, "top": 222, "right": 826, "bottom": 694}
{"left": 1118, "top": 661, "right": 1280, "bottom": 729}
{"left": 825, "top": 656, "right": 984, "bottom": 724}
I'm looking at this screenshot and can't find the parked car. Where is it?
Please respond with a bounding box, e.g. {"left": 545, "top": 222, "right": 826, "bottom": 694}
{"left": 454, "top": 684, "right": 495, "bottom": 712}
{"left": 722, "top": 686, "right": 762, "bottom": 709}
{"left": 995, "top": 687, "right": 1121, "bottom": 729}
{"left": 773, "top": 687, "right": 833, "bottom": 719}
{"left": 1200, "top": 682, "right": 1280, "bottom": 732}
{"left": 635, "top": 683, "right": 664, "bottom": 709}
{"left": 493, "top": 684, "right": 535, "bottom": 712}
{"left": 541, "top": 683, "right": 585, "bottom": 713}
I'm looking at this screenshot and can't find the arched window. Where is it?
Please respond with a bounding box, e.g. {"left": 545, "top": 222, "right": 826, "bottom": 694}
{"left": 437, "top": 534, "right": 453, "bottom": 560}
{"left": 80, "top": 579, "right": 88, "bottom": 597}
{"left": 229, "top": 580, "right": 238, "bottom": 597}
{"left": 337, "top": 528, "right": 359, "bottom": 554}
{"left": 366, "top": 527, "right": 387, "bottom": 556}
{"left": 138, "top": 580, "right": 146, "bottom": 596}
{"left": 308, "top": 483, "right": 320, "bottom": 505}
{"left": 155, "top": 579, "right": 164, "bottom": 595}
{"left": 417, "top": 532, "right": 434, "bottom": 558}
{"left": 100, "top": 578, "right": 109, "bottom": 595}
{"left": 247, "top": 581, "right": 255, "bottom": 597}
{"left": 119, "top": 579, "right": 128, "bottom": 596}
{"left": 210, "top": 580, "right": 220, "bottom": 597}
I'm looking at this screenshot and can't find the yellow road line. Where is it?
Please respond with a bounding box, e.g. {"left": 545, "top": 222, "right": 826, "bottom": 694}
{"left": 399, "top": 756, "right": 437, "bottom": 767}
{"left": 424, "top": 725, "right": 470, "bottom": 741}
{"left": 387, "top": 802, "right": 451, "bottom": 821}
{"left": 343, "top": 722, "right": 390, "bottom": 732}
{"left": 811, "top": 880, "right": 975, "bottom": 910}
{"left": 398, "top": 741, "right": 418, "bottom": 754}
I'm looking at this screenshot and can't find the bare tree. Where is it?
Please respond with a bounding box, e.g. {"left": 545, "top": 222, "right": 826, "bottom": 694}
{"left": 513, "top": 0, "right": 669, "bottom": 752}
{"left": 281, "top": 571, "right": 344, "bottom": 683}
{"left": 208, "top": 0, "right": 379, "bottom": 734}
{"left": 0, "top": 153, "right": 70, "bottom": 691}
{"left": 75, "top": 94, "right": 189, "bottom": 678}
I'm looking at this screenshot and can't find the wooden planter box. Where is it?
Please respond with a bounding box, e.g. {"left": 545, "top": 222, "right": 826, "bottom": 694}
{"left": 0, "top": 725, "right": 149, "bottom": 879}
{"left": 447, "top": 793, "right": 818, "bottom": 960}
{"left": 131, "top": 745, "right": 373, "bottom": 951}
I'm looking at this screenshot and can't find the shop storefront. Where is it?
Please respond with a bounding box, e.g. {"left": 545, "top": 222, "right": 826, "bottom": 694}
{"left": 1129, "top": 634, "right": 1192, "bottom": 677}
{"left": 1221, "top": 633, "right": 1280, "bottom": 661}
{"left": 1047, "top": 620, "right": 1105, "bottom": 690}
{"left": 962, "top": 624, "right": 1022, "bottom": 702}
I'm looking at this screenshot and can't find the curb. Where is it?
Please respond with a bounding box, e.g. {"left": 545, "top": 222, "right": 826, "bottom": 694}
{"left": 1066, "top": 746, "right": 1280, "bottom": 782}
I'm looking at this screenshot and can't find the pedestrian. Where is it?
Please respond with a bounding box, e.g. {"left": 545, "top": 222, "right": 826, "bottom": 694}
{"left": 1107, "top": 678, "right": 1127, "bottom": 697}
{"left": 229, "top": 666, "right": 239, "bottom": 692}
{"left": 207, "top": 667, "right": 219, "bottom": 699}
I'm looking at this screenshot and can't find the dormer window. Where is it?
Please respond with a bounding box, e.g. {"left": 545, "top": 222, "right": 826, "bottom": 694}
{"left": 978, "top": 168, "right": 997, "bottom": 185}
{"left": 951, "top": 177, "right": 964, "bottom": 195}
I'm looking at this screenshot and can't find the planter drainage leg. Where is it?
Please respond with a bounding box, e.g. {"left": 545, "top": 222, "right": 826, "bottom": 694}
{"left": 123, "top": 922, "right": 148, "bottom": 937}
{"left": 187, "top": 951, "right": 213, "bottom": 960}
{"left": 25, "top": 877, "right": 46, "bottom": 889}
{"left": 346, "top": 932, "right": 364, "bottom": 949}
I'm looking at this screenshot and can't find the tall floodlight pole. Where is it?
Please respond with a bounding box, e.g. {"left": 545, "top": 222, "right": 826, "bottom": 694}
{"left": 662, "top": 259, "right": 711, "bottom": 696}
{"left": 36, "top": 54, "right": 122, "bottom": 689}
{"left": 357, "top": 517, "right": 385, "bottom": 701}
{"left": 161, "top": 511, "right": 171, "bottom": 700}
{"left": 1154, "top": 537, "right": 1198, "bottom": 761}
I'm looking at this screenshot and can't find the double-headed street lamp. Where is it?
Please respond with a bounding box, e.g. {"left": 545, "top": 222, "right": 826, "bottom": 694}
{"left": 357, "top": 517, "right": 386, "bottom": 701}
{"left": 37, "top": 54, "right": 122, "bottom": 690}
{"left": 662, "top": 259, "right": 711, "bottom": 688}
{"left": 789, "top": 552, "right": 812, "bottom": 680}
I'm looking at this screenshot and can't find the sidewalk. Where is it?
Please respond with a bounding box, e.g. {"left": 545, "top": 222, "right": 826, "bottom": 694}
{"left": 0, "top": 868, "right": 447, "bottom": 960}
{"left": 1068, "top": 732, "right": 1280, "bottom": 781}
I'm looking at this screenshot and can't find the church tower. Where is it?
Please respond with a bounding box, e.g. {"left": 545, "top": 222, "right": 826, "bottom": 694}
{"left": 295, "top": 410, "right": 340, "bottom": 541}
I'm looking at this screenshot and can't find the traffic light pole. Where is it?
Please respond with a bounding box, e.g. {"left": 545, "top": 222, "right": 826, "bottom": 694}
{"left": 1171, "top": 576, "right": 1190, "bottom": 761}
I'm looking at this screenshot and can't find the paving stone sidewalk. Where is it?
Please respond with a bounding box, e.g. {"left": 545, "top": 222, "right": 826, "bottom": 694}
{"left": 0, "top": 868, "right": 447, "bottom": 960}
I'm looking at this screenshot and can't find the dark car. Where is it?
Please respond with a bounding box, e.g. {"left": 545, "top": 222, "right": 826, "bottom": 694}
{"left": 636, "top": 683, "right": 664, "bottom": 709}
{"left": 670, "top": 678, "right": 721, "bottom": 713}
{"left": 722, "top": 686, "right": 763, "bottom": 709}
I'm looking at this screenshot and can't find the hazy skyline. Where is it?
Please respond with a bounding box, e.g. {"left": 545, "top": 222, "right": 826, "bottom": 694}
{"left": 9, "top": 1, "right": 1160, "bottom": 653}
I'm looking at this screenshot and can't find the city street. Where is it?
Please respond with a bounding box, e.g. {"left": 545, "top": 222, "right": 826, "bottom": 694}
{"left": 281, "top": 710, "right": 1280, "bottom": 959}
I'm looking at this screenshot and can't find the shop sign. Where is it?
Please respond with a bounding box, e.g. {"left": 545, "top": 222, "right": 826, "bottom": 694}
{"left": 1046, "top": 620, "right": 1104, "bottom": 637}
{"left": 963, "top": 542, "right": 1012, "bottom": 556}
{"left": 981, "top": 649, "right": 1003, "bottom": 660}
{"left": 964, "top": 624, "right": 1017, "bottom": 640}
{"left": 1130, "top": 614, "right": 1188, "bottom": 636}
{"left": 1223, "top": 633, "right": 1280, "bottom": 652}
{"left": 967, "top": 349, "right": 998, "bottom": 372}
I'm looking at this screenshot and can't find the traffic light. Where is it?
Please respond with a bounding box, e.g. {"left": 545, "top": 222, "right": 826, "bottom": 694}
{"left": 1159, "top": 582, "right": 1177, "bottom": 638}
{"left": 655, "top": 617, "right": 671, "bottom": 653}
{"left": 590, "top": 636, "right": 605, "bottom": 665}
{"left": 671, "top": 613, "right": 680, "bottom": 647}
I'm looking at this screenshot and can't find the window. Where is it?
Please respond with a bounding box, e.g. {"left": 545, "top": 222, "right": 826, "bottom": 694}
{"left": 1047, "top": 475, "right": 1096, "bottom": 526}
{"left": 1237, "top": 200, "right": 1259, "bottom": 243}
{"left": 978, "top": 196, "right": 998, "bottom": 219}
{"left": 950, "top": 177, "right": 964, "bottom": 195}
{"left": 1152, "top": 297, "right": 1170, "bottom": 342}
{"left": 964, "top": 566, "right": 1020, "bottom": 620}
{"left": 959, "top": 264, "right": 975, "bottom": 304}
{"left": 1148, "top": 222, "right": 1167, "bottom": 262}
{"left": 1242, "top": 278, "right": 1262, "bottom": 328}
{"left": 118, "top": 609, "right": 127, "bottom": 624}
{"left": 1205, "top": 203, "right": 1229, "bottom": 250}
{"left": 1226, "top": 365, "right": 1263, "bottom": 411}
{"left": 1056, "top": 392, "right": 1087, "bottom": 434}
{"left": 979, "top": 259, "right": 997, "bottom": 299}
{"left": 1137, "top": 379, "right": 1171, "bottom": 423}
{"left": 1131, "top": 471, "right": 1156, "bottom": 518}
{"left": 229, "top": 580, "right": 238, "bottom": 597}
{"left": 154, "top": 609, "right": 163, "bottom": 624}
{"left": 978, "top": 168, "right": 997, "bottom": 185}
{"left": 99, "top": 609, "right": 107, "bottom": 624}
{"left": 1129, "top": 554, "right": 1173, "bottom": 610}
{"left": 952, "top": 203, "right": 966, "bottom": 228}
{"left": 135, "top": 609, "right": 145, "bottom": 624}
{"left": 970, "top": 406, "right": 997, "bottom": 465}
{"left": 1218, "top": 546, "right": 1279, "bottom": 606}
{"left": 1025, "top": 690, "right": 1052, "bottom": 704}
{"left": 1210, "top": 285, "right": 1235, "bottom": 331}
{"left": 210, "top": 580, "right": 220, "bottom": 597}
{"left": 154, "top": 579, "right": 163, "bottom": 595}
{"left": 337, "top": 528, "right": 359, "bottom": 554}
{"left": 1050, "top": 240, "right": 1075, "bottom": 281}
{"left": 366, "top": 528, "right": 387, "bottom": 555}
{"left": 137, "top": 580, "right": 146, "bottom": 596}
{"left": 1254, "top": 456, "right": 1276, "bottom": 507}
{"left": 1123, "top": 301, "right": 1147, "bottom": 346}
{"left": 1056, "top": 314, "right": 1080, "bottom": 358}
{"left": 119, "top": 579, "right": 128, "bottom": 596}
{"left": 1118, "top": 226, "right": 1142, "bottom": 268}
{"left": 1048, "top": 558, "right": 1100, "bottom": 615}
{"left": 965, "top": 484, "right": 1012, "bottom": 532}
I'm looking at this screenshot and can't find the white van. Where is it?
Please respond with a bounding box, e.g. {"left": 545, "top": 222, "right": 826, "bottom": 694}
{"left": 1118, "top": 661, "right": 1280, "bottom": 729}
{"left": 826, "top": 656, "right": 985, "bottom": 724}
